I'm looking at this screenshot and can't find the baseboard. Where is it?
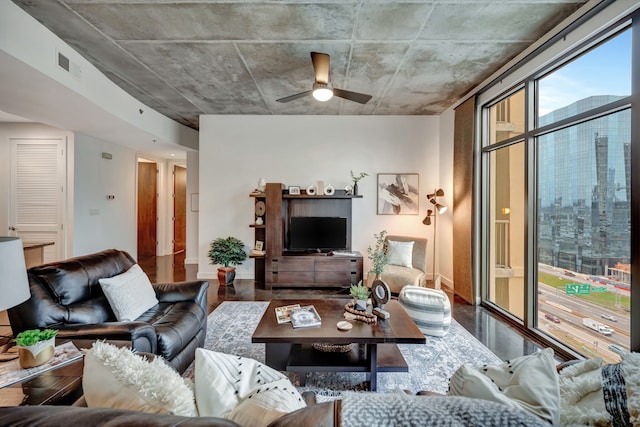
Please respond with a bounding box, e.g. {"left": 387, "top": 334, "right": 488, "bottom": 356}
{"left": 440, "top": 275, "right": 453, "bottom": 291}
{"left": 184, "top": 257, "right": 198, "bottom": 265}
{"left": 196, "top": 271, "right": 255, "bottom": 280}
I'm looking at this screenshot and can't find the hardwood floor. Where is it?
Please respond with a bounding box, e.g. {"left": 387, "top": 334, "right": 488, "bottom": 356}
{"left": 138, "top": 254, "right": 545, "bottom": 362}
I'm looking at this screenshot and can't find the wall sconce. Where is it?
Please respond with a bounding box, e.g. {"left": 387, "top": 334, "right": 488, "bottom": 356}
{"left": 501, "top": 207, "right": 510, "bottom": 215}
{"left": 423, "top": 189, "right": 447, "bottom": 289}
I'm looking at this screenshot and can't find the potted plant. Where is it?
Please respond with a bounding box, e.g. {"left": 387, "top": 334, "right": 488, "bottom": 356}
{"left": 350, "top": 170, "right": 368, "bottom": 196}
{"left": 15, "top": 329, "right": 57, "bottom": 368}
{"left": 208, "top": 236, "right": 247, "bottom": 286}
{"left": 350, "top": 280, "right": 370, "bottom": 311}
{"left": 367, "top": 230, "right": 388, "bottom": 283}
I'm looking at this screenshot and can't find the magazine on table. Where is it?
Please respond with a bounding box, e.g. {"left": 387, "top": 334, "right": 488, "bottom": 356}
{"left": 275, "top": 304, "right": 301, "bottom": 324}
{"left": 290, "top": 305, "right": 322, "bottom": 328}
{"left": 0, "top": 341, "right": 83, "bottom": 389}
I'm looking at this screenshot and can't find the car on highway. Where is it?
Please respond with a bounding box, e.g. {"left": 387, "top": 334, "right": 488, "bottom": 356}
{"left": 564, "top": 271, "right": 576, "bottom": 277}
{"left": 601, "top": 313, "right": 617, "bottom": 322}
{"left": 608, "top": 344, "right": 624, "bottom": 354}
{"left": 545, "top": 313, "right": 561, "bottom": 323}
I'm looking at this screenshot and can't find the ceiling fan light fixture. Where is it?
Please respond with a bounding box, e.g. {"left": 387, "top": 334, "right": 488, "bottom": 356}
{"left": 312, "top": 82, "right": 333, "bottom": 101}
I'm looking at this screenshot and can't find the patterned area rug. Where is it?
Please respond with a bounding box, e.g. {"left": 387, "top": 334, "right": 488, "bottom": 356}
{"left": 185, "top": 301, "right": 501, "bottom": 394}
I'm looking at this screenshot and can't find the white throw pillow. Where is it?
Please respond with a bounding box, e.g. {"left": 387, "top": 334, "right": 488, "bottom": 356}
{"left": 195, "top": 348, "right": 306, "bottom": 426}
{"left": 83, "top": 341, "right": 196, "bottom": 416}
{"left": 386, "top": 240, "right": 414, "bottom": 268}
{"left": 99, "top": 264, "right": 158, "bottom": 321}
{"left": 447, "top": 347, "right": 560, "bottom": 425}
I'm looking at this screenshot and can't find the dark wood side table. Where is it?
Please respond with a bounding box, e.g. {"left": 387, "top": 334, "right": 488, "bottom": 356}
{"left": 252, "top": 299, "right": 426, "bottom": 391}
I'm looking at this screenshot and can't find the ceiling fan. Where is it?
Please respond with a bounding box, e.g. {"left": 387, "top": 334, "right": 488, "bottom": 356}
{"left": 276, "top": 52, "right": 372, "bottom": 105}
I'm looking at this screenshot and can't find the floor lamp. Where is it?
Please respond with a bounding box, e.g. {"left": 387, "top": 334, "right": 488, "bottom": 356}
{"left": 0, "top": 237, "right": 31, "bottom": 360}
{"left": 422, "top": 189, "right": 447, "bottom": 289}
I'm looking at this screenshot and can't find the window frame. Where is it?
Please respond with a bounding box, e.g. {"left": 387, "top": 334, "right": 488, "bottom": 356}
{"left": 477, "top": 17, "right": 638, "bottom": 358}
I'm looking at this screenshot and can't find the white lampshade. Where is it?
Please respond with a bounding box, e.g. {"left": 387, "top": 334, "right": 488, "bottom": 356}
{"left": 0, "top": 237, "right": 30, "bottom": 311}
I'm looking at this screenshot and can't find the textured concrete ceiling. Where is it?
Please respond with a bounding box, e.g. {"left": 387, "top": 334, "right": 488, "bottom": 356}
{"left": 12, "top": 1, "right": 586, "bottom": 130}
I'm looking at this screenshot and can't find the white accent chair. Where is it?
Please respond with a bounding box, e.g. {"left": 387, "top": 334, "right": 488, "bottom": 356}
{"left": 380, "top": 235, "right": 428, "bottom": 294}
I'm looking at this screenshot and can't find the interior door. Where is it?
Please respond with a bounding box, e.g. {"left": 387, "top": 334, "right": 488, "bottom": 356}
{"left": 173, "top": 165, "right": 186, "bottom": 254}
{"left": 137, "top": 161, "right": 157, "bottom": 257}
{"left": 10, "top": 138, "right": 66, "bottom": 263}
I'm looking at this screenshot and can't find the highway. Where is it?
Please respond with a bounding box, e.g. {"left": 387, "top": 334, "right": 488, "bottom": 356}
{"left": 537, "top": 265, "right": 629, "bottom": 362}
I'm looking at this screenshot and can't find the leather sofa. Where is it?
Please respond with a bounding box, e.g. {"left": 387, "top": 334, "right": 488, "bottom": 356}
{"left": 7, "top": 249, "right": 208, "bottom": 373}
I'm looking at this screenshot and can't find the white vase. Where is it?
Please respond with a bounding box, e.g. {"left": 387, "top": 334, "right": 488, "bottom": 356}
{"left": 258, "top": 178, "right": 266, "bottom": 191}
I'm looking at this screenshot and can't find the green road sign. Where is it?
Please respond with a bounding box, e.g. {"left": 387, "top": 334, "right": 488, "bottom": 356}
{"left": 566, "top": 283, "right": 591, "bottom": 295}
{"left": 591, "top": 286, "right": 608, "bottom": 292}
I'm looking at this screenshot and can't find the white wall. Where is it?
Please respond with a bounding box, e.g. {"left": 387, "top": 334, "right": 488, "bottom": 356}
{"left": 438, "top": 109, "right": 455, "bottom": 288}
{"left": 73, "top": 133, "right": 137, "bottom": 256}
{"left": 186, "top": 151, "right": 200, "bottom": 264}
{"left": 198, "top": 115, "right": 447, "bottom": 281}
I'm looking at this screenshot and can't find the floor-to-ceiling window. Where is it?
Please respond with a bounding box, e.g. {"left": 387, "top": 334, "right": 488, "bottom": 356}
{"left": 479, "top": 10, "right": 637, "bottom": 359}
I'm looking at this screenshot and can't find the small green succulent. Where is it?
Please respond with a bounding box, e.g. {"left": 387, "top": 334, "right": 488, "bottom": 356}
{"left": 14, "top": 329, "right": 57, "bottom": 347}
{"left": 349, "top": 280, "right": 370, "bottom": 300}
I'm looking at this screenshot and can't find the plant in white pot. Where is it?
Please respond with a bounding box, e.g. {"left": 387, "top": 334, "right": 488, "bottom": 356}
{"left": 208, "top": 236, "right": 247, "bottom": 286}
{"left": 14, "top": 329, "right": 57, "bottom": 368}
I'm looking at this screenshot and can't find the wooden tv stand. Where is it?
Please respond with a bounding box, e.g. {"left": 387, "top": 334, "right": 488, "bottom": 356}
{"left": 251, "top": 183, "right": 363, "bottom": 289}
{"left": 266, "top": 252, "right": 363, "bottom": 288}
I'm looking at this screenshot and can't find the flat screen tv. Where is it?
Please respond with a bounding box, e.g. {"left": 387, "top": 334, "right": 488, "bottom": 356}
{"left": 288, "top": 216, "right": 348, "bottom": 252}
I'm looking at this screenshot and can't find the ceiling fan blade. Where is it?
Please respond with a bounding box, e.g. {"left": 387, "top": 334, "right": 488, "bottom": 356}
{"left": 310, "top": 52, "right": 330, "bottom": 84}
{"left": 333, "top": 88, "right": 372, "bottom": 104}
{"left": 276, "top": 90, "right": 312, "bottom": 103}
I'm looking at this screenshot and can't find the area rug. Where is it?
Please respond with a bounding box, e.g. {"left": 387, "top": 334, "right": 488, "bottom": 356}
{"left": 185, "top": 301, "right": 501, "bottom": 395}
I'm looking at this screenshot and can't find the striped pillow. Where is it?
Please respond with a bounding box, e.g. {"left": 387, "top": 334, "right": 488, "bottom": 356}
{"left": 194, "top": 349, "right": 306, "bottom": 426}
{"left": 399, "top": 286, "right": 451, "bottom": 337}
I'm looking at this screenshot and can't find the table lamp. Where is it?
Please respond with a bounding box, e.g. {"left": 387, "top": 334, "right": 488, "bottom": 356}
{"left": 0, "top": 237, "right": 31, "bottom": 360}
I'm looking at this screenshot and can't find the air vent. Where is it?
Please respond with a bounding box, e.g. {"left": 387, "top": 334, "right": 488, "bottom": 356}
{"left": 56, "top": 51, "right": 82, "bottom": 79}
{"left": 58, "top": 52, "right": 70, "bottom": 71}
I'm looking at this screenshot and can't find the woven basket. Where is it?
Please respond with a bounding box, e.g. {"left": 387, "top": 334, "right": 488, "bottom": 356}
{"left": 312, "top": 342, "right": 356, "bottom": 353}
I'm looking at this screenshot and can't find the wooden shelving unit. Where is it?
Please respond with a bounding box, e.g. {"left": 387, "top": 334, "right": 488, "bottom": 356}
{"left": 251, "top": 183, "right": 363, "bottom": 290}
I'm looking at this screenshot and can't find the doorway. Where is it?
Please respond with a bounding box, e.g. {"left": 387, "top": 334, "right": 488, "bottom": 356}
{"left": 137, "top": 160, "right": 157, "bottom": 257}
{"left": 173, "top": 165, "right": 186, "bottom": 254}
{"left": 9, "top": 138, "right": 66, "bottom": 262}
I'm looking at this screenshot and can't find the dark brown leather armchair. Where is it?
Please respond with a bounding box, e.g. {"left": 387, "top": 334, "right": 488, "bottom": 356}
{"left": 8, "top": 249, "right": 208, "bottom": 373}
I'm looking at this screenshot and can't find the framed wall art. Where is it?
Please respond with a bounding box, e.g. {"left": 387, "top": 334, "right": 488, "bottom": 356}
{"left": 377, "top": 173, "right": 419, "bottom": 215}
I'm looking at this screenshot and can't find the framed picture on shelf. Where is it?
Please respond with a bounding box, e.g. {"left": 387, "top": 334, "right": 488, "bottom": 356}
{"left": 255, "top": 240, "right": 264, "bottom": 251}
{"left": 288, "top": 186, "right": 301, "bottom": 195}
{"left": 377, "top": 173, "right": 419, "bottom": 215}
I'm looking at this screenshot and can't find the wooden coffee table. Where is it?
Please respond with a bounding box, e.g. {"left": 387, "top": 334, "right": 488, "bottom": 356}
{"left": 252, "top": 299, "right": 425, "bottom": 391}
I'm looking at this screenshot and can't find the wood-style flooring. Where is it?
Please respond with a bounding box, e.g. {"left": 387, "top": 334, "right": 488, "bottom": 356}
{"left": 139, "top": 253, "right": 545, "bottom": 362}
